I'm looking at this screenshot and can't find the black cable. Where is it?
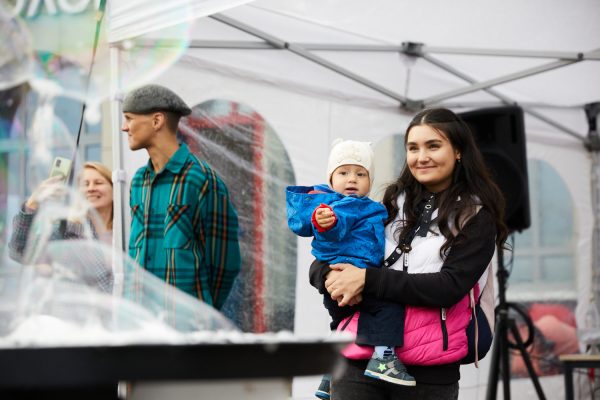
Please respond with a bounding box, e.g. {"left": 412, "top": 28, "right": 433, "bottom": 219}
{"left": 503, "top": 234, "right": 515, "bottom": 295}
{"left": 504, "top": 302, "right": 535, "bottom": 348}
{"left": 59, "top": 0, "right": 106, "bottom": 237}
{"left": 68, "top": 0, "right": 107, "bottom": 186}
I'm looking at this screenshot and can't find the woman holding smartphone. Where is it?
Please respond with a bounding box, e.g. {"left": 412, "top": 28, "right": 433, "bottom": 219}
{"left": 8, "top": 161, "right": 114, "bottom": 263}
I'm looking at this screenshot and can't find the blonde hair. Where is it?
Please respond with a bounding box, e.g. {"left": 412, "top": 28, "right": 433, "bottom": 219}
{"left": 80, "top": 161, "right": 113, "bottom": 230}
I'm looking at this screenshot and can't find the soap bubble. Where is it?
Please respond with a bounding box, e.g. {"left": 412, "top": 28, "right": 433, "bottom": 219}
{"left": 0, "top": 2, "right": 32, "bottom": 91}
{"left": 3, "top": 232, "right": 237, "bottom": 345}
{"left": 5, "top": 1, "right": 193, "bottom": 111}
{"left": 22, "top": 83, "right": 77, "bottom": 193}
{"left": 179, "top": 100, "right": 297, "bottom": 333}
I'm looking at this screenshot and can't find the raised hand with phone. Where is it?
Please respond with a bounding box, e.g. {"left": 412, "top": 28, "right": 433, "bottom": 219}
{"left": 22, "top": 157, "right": 73, "bottom": 211}
{"left": 49, "top": 156, "right": 72, "bottom": 180}
{"left": 9, "top": 161, "right": 114, "bottom": 266}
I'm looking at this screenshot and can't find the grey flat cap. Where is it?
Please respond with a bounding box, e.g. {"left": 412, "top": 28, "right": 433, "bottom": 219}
{"left": 122, "top": 84, "right": 191, "bottom": 116}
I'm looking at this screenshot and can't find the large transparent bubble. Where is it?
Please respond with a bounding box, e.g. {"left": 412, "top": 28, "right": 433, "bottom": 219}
{"left": 0, "top": 83, "right": 29, "bottom": 265}
{"left": 0, "top": 3, "right": 32, "bottom": 91}
{"left": 1, "top": 243, "right": 238, "bottom": 346}
{"left": 0, "top": 2, "right": 193, "bottom": 254}
{"left": 1, "top": 188, "right": 238, "bottom": 346}
{"left": 0, "top": 85, "right": 78, "bottom": 266}
{"left": 0, "top": 181, "right": 238, "bottom": 347}
{"left": 115, "top": 11, "right": 194, "bottom": 107}
{"left": 179, "top": 100, "right": 297, "bottom": 333}
{"left": 4, "top": 1, "right": 193, "bottom": 123}
{"left": 26, "top": 87, "right": 80, "bottom": 190}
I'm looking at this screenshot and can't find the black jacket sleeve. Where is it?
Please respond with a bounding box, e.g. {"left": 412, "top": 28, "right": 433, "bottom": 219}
{"left": 363, "top": 208, "right": 496, "bottom": 308}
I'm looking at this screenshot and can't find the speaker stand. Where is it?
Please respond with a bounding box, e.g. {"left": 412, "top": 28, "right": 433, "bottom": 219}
{"left": 485, "top": 245, "right": 546, "bottom": 400}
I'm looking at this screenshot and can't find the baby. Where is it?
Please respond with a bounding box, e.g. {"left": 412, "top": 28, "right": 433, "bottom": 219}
{"left": 286, "top": 139, "right": 415, "bottom": 399}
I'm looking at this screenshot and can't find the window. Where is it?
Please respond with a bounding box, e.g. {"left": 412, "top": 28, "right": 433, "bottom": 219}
{"left": 508, "top": 159, "right": 575, "bottom": 300}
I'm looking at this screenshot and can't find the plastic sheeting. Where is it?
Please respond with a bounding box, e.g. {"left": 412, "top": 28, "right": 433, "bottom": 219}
{"left": 0, "top": 191, "right": 237, "bottom": 347}
{"left": 0, "top": 4, "right": 31, "bottom": 91}
{"left": 178, "top": 100, "right": 296, "bottom": 333}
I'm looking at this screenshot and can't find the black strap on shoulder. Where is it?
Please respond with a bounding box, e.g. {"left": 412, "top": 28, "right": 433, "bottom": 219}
{"left": 383, "top": 193, "right": 435, "bottom": 269}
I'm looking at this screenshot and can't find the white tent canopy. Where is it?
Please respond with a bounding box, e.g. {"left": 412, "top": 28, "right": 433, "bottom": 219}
{"left": 109, "top": 0, "right": 600, "bottom": 140}
{"left": 108, "top": 1, "right": 599, "bottom": 397}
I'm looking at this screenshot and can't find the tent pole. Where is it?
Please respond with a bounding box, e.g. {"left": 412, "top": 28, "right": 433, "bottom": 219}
{"left": 422, "top": 59, "right": 581, "bottom": 105}
{"left": 420, "top": 54, "right": 585, "bottom": 142}
{"left": 144, "top": 16, "right": 593, "bottom": 139}
{"left": 110, "top": 43, "right": 126, "bottom": 294}
{"left": 422, "top": 46, "right": 591, "bottom": 60}
{"left": 284, "top": 43, "right": 407, "bottom": 104}
{"left": 174, "top": 40, "right": 598, "bottom": 61}
{"left": 586, "top": 150, "right": 600, "bottom": 341}
{"left": 210, "top": 14, "right": 286, "bottom": 48}
{"left": 210, "top": 14, "right": 408, "bottom": 105}
{"left": 110, "top": 44, "right": 125, "bottom": 252}
{"left": 522, "top": 109, "right": 585, "bottom": 142}
{"left": 581, "top": 103, "right": 600, "bottom": 350}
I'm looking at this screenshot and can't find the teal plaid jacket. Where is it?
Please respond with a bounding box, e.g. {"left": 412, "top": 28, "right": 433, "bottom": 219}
{"left": 128, "top": 143, "right": 241, "bottom": 309}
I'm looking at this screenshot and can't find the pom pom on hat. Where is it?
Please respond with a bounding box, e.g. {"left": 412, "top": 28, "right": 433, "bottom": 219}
{"left": 326, "top": 138, "right": 375, "bottom": 185}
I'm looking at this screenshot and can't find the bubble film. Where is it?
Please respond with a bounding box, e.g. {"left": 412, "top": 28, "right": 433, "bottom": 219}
{"left": 2, "top": 239, "right": 237, "bottom": 346}
{"left": 0, "top": 3, "right": 32, "bottom": 91}
{"left": 5, "top": 1, "right": 192, "bottom": 111}
{"left": 179, "top": 100, "right": 297, "bottom": 333}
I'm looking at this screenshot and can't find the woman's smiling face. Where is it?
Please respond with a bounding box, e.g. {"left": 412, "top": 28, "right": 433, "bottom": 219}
{"left": 79, "top": 167, "right": 113, "bottom": 212}
{"left": 406, "top": 124, "right": 460, "bottom": 193}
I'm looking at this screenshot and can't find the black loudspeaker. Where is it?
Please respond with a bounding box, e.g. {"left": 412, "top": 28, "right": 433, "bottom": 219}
{"left": 459, "top": 106, "right": 531, "bottom": 232}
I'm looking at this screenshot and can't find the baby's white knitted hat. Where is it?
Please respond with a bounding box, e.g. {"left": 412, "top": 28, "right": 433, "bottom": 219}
{"left": 326, "top": 138, "right": 375, "bottom": 185}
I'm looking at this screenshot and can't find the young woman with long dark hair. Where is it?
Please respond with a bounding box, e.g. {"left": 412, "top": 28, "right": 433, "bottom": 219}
{"left": 310, "top": 107, "right": 508, "bottom": 400}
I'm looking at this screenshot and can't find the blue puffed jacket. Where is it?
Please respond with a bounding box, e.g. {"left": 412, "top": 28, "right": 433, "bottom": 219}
{"left": 286, "top": 184, "right": 387, "bottom": 269}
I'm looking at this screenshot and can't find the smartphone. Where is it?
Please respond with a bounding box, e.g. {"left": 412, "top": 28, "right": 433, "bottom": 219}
{"left": 49, "top": 157, "right": 72, "bottom": 180}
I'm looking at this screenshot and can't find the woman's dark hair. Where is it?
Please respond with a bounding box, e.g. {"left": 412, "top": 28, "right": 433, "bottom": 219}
{"left": 382, "top": 107, "right": 508, "bottom": 256}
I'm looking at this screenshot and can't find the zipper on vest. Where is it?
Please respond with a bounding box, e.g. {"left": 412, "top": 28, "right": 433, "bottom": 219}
{"left": 440, "top": 307, "right": 448, "bottom": 351}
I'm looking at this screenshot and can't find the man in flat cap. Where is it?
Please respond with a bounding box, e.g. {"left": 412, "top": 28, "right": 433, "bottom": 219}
{"left": 122, "top": 84, "right": 241, "bottom": 310}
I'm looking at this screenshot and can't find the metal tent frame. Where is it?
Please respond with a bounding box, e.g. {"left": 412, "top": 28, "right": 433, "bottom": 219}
{"left": 203, "top": 14, "right": 597, "bottom": 143}
{"left": 111, "top": 11, "right": 599, "bottom": 253}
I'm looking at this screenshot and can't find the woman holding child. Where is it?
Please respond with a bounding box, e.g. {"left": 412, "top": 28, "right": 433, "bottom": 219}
{"left": 310, "top": 108, "right": 508, "bottom": 400}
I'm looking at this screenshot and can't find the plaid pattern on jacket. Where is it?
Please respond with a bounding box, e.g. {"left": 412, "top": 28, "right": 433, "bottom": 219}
{"left": 128, "top": 143, "right": 241, "bottom": 309}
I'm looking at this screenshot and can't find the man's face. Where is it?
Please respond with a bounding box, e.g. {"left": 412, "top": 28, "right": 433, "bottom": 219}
{"left": 121, "top": 112, "right": 155, "bottom": 151}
